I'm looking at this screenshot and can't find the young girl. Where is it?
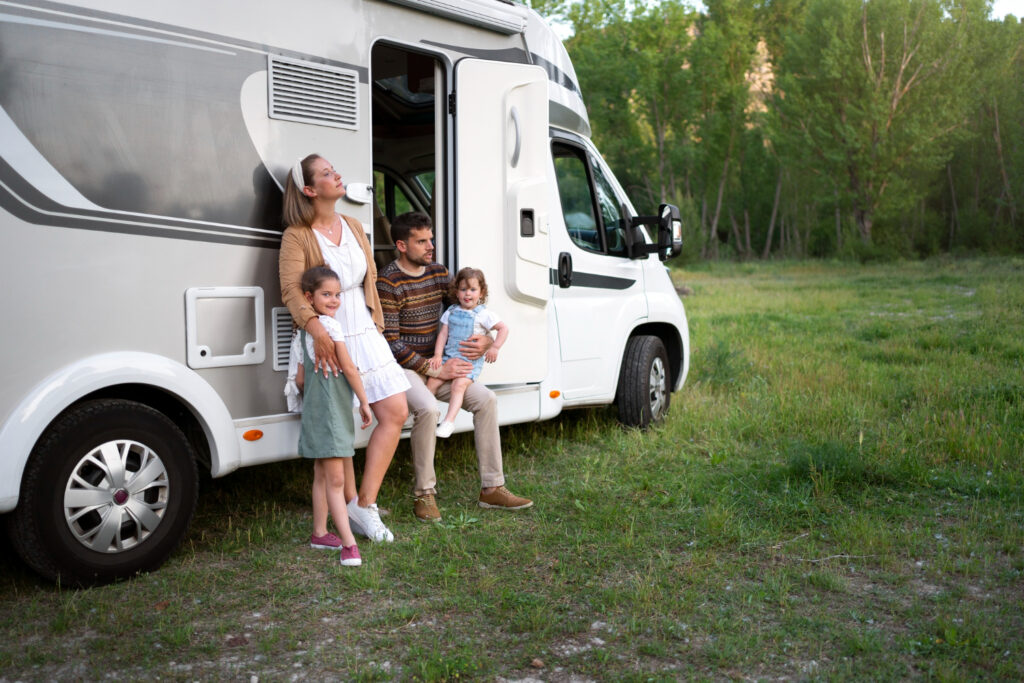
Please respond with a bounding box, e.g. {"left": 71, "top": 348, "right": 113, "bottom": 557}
{"left": 294, "top": 266, "right": 373, "bottom": 566}
{"left": 428, "top": 267, "right": 508, "bottom": 438}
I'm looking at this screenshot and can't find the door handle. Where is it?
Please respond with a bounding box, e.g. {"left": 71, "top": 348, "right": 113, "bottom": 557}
{"left": 510, "top": 106, "right": 522, "bottom": 167}
{"left": 557, "top": 252, "right": 572, "bottom": 288}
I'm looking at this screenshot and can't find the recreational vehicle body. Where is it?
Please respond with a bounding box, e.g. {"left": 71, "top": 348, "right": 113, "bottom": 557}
{"left": 0, "top": 0, "right": 690, "bottom": 583}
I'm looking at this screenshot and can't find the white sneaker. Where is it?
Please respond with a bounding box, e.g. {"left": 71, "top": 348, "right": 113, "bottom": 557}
{"left": 347, "top": 499, "right": 394, "bottom": 543}
{"left": 436, "top": 421, "right": 455, "bottom": 438}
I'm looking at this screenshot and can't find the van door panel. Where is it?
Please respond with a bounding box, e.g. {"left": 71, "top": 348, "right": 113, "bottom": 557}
{"left": 549, "top": 140, "right": 647, "bottom": 401}
{"left": 454, "top": 59, "right": 549, "bottom": 384}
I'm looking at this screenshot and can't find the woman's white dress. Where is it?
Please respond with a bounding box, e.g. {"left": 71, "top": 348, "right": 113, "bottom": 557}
{"left": 313, "top": 219, "right": 409, "bottom": 403}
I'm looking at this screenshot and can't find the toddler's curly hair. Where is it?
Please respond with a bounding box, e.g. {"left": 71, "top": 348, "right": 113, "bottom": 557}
{"left": 448, "top": 267, "right": 488, "bottom": 304}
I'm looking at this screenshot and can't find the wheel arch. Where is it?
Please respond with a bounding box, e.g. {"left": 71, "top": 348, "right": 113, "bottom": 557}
{"left": 0, "top": 352, "right": 239, "bottom": 513}
{"left": 620, "top": 322, "right": 686, "bottom": 397}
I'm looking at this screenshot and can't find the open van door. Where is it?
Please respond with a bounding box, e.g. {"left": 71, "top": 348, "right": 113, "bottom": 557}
{"left": 454, "top": 59, "right": 549, "bottom": 384}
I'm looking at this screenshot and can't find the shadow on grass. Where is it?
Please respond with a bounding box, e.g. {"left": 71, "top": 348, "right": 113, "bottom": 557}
{"left": 692, "top": 338, "right": 751, "bottom": 389}
{"left": 782, "top": 440, "right": 897, "bottom": 492}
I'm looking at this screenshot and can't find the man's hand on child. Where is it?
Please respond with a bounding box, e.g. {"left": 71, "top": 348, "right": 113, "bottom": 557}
{"left": 458, "top": 334, "right": 493, "bottom": 360}
{"left": 439, "top": 357, "right": 473, "bottom": 380}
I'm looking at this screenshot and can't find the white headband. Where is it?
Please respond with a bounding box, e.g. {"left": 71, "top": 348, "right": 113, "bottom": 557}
{"left": 291, "top": 160, "right": 305, "bottom": 192}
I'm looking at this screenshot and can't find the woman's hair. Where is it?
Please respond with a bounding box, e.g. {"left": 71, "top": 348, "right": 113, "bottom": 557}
{"left": 448, "top": 267, "right": 488, "bottom": 304}
{"left": 300, "top": 265, "right": 340, "bottom": 294}
{"left": 282, "top": 153, "right": 321, "bottom": 228}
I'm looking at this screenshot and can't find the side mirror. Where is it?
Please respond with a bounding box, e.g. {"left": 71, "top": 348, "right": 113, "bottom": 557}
{"left": 627, "top": 203, "right": 683, "bottom": 261}
{"left": 657, "top": 203, "right": 682, "bottom": 261}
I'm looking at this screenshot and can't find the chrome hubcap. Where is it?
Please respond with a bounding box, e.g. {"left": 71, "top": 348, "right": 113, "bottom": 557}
{"left": 648, "top": 356, "right": 667, "bottom": 419}
{"left": 63, "top": 440, "right": 170, "bottom": 553}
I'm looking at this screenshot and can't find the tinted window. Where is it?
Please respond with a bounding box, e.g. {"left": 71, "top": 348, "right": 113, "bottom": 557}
{"left": 553, "top": 144, "right": 601, "bottom": 253}
{"left": 373, "top": 170, "right": 415, "bottom": 218}
{"left": 553, "top": 142, "right": 629, "bottom": 257}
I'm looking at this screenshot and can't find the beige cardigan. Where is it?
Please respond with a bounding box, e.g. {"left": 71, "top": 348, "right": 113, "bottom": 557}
{"left": 278, "top": 214, "right": 385, "bottom": 333}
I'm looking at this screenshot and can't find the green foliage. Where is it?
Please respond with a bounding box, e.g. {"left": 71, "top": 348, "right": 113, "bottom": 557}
{"left": 565, "top": 0, "right": 701, "bottom": 212}
{"left": 553, "top": 0, "right": 1023, "bottom": 260}
{"left": 774, "top": 0, "right": 980, "bottom": 244}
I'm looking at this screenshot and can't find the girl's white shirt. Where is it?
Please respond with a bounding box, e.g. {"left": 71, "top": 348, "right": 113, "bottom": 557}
{"left": 283, "top": 315, "right": 345, "bottom": 413}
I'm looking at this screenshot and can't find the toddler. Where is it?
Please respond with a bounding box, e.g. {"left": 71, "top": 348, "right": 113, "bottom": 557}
{"left": 428, "top": 267, "right": 508, "bottom": 437}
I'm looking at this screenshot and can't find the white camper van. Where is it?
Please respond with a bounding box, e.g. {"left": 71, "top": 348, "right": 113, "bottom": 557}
{"left": 0, "top": 0, "right": 690, "bottom": 583}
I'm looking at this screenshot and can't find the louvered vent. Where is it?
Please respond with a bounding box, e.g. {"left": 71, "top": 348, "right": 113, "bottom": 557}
{"left": 268, "top": 55, "right": 359, "bottom": 130}
{"left": 272, "top": 307, "right": 295, "bottom": 371}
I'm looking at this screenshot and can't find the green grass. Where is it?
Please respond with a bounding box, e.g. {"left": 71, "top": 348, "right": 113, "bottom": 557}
{"left": 2, "top": 256, "right": 1022, "bottom": 680}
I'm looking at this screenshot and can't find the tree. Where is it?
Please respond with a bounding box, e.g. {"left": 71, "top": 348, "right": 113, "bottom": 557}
{"left": 564, "top": 1, "right": 701, "bottom": 210}
{"left": 772, "top": 0, "right": 981, "bottom": 245}
{"left": 940, "top": 13, "right": 1023, "bottom": 251}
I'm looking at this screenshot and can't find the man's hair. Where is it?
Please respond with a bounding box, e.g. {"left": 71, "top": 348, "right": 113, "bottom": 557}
{"left": 390, "top": 211, "right": 432, "bottom": 245}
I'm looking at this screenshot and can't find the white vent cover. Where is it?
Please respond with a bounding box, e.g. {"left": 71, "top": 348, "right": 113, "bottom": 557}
{"left": 271, "top": 307, "right": 295, "bottom": 371}
{"left": 268, "top": 55, "right": 359, "bottom": 130}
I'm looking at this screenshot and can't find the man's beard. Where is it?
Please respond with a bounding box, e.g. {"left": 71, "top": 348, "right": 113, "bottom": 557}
{"left": 408, "top": 252, "right": 433, "bottom": 266}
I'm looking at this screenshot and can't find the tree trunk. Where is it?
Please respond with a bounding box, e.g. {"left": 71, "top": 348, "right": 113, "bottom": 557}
{"left": 709, "top": 158, "right": 730, "bottom": 260}
{"left": 729, "top": 209, "right": 744, "bottom": 259}
{"left": 946, "top": 163, "right": 959, "bottom": 250}
{"left": 762, "top": 169, "right": 783, "bottom": 258}
{"left": 743, "top": 209, "right": 752, "bottom": 257}
{"left": 992, "top": 98, "right": 1017, "bottom": 227}
{"left": 799, "top": 204, "right": 811, "bottom": 256}
{"left": 854, "top": 205, "right": 873, "bottom": 243}
{"left": 835, "top": 187, "right": 842, "bottom": 252}
{"left": 700, "top": 196, "right": 709, "bottom": 259}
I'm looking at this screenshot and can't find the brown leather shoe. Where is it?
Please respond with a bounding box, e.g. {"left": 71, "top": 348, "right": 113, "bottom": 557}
{"left": 414, "top": 494, "right": 441, "bottom": 523}
{"left": 478, "top": 486, "right": 533, "bottom": 510}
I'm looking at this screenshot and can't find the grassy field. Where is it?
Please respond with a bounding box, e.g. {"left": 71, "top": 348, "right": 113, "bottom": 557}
{"left": 1, "top": 257, "right": 1022, "bottom": 681}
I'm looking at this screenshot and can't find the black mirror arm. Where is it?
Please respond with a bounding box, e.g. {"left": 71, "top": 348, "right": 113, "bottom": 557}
{"left": 628, "top": 215, "right": 665, "bottom": 258}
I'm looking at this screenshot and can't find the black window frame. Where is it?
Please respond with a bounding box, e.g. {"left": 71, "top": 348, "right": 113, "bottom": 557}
{"left": 551, "top": 138, "right": 628, "bottom": 258}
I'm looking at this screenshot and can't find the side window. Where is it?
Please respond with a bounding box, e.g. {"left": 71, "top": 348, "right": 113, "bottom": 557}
{"left": 552, "top": 142, "right": 628, "bottom": 256}
{"left": 553, "top": 144, "right": 601, "bottom": 253}
{"left": 413, "top": 170, "right": 435, "bottom": 202}
{"left": 373, "top": 170, "right": 415, "bottom": 218}
{"left": 371, "top": 170, "right": 417, "bottom": 271}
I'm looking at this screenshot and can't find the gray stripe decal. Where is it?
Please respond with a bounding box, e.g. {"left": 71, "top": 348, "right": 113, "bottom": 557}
{"left": 0, "top": 161, "right": 283, "bottom": 249}
{"left": 548, "top": 268, "right": 635, "bottom": 290}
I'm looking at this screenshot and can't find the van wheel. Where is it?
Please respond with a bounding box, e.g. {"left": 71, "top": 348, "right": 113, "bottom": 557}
{"left": 617, "top": 336, "right": 670, "bottom": 429}
{"left": 8, "top": 399, "right": 198, "bottom": 585}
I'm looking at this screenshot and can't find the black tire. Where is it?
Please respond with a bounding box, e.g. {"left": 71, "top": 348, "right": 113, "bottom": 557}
{"left": 616, "top": 335, "right": 671, "bottom": 429}
{"left": 8, "top": 399, "right": 199, "bottom": 585}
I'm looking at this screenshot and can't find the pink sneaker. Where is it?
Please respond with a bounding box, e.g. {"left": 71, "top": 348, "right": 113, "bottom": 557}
{"left": 310, "top": 532, "right": 342, "bottom": 550}
{"left": 340, "top": 544, "right": 362, "bottom": 567}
